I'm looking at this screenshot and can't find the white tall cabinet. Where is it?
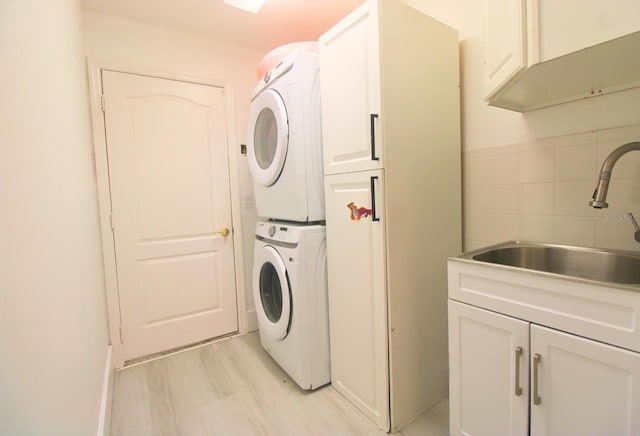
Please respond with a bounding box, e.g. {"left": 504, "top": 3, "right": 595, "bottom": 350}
{"left": 319, "top": 0, "right": 461, "bottom": 431}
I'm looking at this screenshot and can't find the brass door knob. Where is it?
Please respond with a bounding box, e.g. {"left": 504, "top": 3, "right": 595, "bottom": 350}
{"left": 215, "top": 227, "right": 230, "bottom": 237}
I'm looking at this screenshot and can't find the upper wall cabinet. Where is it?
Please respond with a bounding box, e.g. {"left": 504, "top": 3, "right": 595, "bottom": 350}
{"left": 484, "top": 0, "right": 640, "bottom": 112}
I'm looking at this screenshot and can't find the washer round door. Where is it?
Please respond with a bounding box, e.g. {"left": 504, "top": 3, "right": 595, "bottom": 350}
{"left": 253, "top": 244, "right": 291, "bottom": 339}
{"left": 247, "top": 89, "right": 289, "bottom": 187}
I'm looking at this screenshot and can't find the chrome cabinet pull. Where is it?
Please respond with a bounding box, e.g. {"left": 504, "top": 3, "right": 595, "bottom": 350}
{"left": 533, "top": 353, "right": 542, "bottom": 405}
{"left": 514, "top": 346, "right": 523, "bottom": 396}
{"left": 370, "top": 114, "right": 379, "bottom": 161}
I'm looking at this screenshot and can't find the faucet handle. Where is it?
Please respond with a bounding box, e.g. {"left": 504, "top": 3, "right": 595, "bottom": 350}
{"left": 627, "top": 213, "right": 640, "bottom": 242}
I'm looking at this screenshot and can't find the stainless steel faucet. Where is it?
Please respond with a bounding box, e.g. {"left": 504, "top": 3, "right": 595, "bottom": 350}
{"left": 589, "top": 141, "right": 640, "bottom": 242}
{"left": 589, "top": 141, "right": 640, "bottom": 208}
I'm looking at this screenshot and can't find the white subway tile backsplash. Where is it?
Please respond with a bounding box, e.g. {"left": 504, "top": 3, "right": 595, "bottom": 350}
{"left": 518, "top": 183, "right": 554, "bottom": 215}
{"left": 517, "top": 138, "right": 554, "bottom": 152}
{"left": 488, "top": 214, "right": 518, "bottom": 242}
{"left": 465, "top": 185, "right": 518, "bottom": 214}
{"left": 554, "top": 181, "right": 597, "bottom": 217}
{"left": 554, "top": 131, "right": 597, "bottom": 148}
{"left": 464, "top": 213, "right": 517, "bottom": 245}
{"left": 464, "top": 213, "right": 485, "bottom": 243}
{"left": 553, "top": 216, "right": 596, "bottom": 247}
{"left": 464, "top": 143, "right": 518, "bottom": 159}
{"left": 518, "top": 148, "right": 554, "bottom": 183}
{"left": 464, "top": 153, "right": 518, "bottom": 186}
{"left": 518, "top": 215, "right": 554, "bottom": 243}
{"left": 463, "top": 186, "right": 482, "bottom": 213}
{"left": 462, "top": 122, "right": 640, "bottom": 252}
{"left": 554, "top": 143, "right": 597, "bottom": 182}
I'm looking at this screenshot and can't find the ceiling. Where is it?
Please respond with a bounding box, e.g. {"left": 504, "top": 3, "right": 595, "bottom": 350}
{"left": 82, "top": 0, "right": 370, "bottom": 52}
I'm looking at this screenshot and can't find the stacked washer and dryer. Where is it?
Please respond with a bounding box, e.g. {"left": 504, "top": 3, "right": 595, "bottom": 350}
{"left": 246, "top": 47, "right": 330, "bottom": 390}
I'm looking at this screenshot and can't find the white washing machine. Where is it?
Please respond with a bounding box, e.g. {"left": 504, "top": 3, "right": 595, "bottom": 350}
{"left": 252, "top": 220, "right": 330, "bottom": 390}
{"left": 247, "top": 49, "right": 324, "bottom": 222}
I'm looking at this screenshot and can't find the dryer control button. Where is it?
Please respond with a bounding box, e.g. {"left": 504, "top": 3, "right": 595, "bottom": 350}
{"left": 268, "top": 226, "right": 276, "bottom": 237}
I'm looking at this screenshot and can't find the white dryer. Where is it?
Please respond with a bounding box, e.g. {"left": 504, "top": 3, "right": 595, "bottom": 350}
{"left": 247, "top": 49, "right": 324, "bottom": 222}
{"left": 252, "top": 220, "right": 330, "bottom": 390}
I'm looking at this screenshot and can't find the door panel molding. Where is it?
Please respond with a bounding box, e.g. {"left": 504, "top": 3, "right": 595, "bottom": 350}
{"left": 87, "top": 60, "right": 249, "bottom": 368}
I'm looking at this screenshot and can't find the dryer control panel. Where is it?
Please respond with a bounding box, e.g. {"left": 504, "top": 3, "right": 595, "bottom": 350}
{"left": 255, "top": 220, "right": 324, "bottom": 246}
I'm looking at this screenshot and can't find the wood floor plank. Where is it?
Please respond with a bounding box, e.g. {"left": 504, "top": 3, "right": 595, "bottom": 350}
{"left": 110, "top": 365, "right": 153, "bottom": 436}
{"left": 110, "top": 332, "right": 449, "bottom": 435}
{"left": 145, "top": 359, "right": 180, "bottom": 436}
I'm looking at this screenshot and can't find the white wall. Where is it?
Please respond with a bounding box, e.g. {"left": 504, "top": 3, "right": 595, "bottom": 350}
{"left": 407, "top": 0, "right": 640, "bottom": 150}
{"left": 82, "top": 12, "right": 263, "bottom": 329}
{"left": 0, "top": 1, "right": 110, "bottom": 434}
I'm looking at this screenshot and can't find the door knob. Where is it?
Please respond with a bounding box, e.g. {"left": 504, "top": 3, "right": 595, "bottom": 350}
{"left": 215, "top": 227, "right": 230, "bottom": 237}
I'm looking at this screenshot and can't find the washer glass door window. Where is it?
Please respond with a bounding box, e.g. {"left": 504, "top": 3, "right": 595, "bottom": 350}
{"left": 248, "top": 89, "right": 289, "bottom": 186}
{"left": 253, "top": 245, "right": 291, "bottom": 339}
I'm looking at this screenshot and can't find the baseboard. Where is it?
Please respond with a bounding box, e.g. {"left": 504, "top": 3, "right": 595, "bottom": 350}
{"left": 97, "top": 345, "right": 113, "bottom": 436}
{"left": 246, "top": 308, "right": 258, "bottom": 332}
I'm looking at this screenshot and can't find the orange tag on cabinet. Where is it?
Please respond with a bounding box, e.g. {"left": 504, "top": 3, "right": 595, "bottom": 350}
{"left": 347, "top": 202, "right": 373, "bottom": 221}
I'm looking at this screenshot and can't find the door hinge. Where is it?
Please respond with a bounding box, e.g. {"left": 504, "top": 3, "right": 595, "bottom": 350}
{"left": 110, "top": 212, "right": 115, "bottom": 230}
{"left": 101, "top": 94, "right": 105, "bottom": 112}
{"left": 119, "top": 326, "right": 124, "bottom": 344}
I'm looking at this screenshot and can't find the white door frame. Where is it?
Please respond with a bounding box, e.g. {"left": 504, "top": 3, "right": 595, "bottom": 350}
{"left": 87, "top": 60, "right": 250, "bottom": 369}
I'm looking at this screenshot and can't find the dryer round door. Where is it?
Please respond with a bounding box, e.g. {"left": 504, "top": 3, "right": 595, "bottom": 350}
{"left": 253, "top": 245, "right": 291, "bottom": 339}
{"left": 247, "top": 89, "right": 289, "bottom": 187}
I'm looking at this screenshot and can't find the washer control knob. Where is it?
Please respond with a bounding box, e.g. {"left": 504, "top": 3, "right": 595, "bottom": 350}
{"left": 268, "top": 225, "right": 276, "bottom": 237}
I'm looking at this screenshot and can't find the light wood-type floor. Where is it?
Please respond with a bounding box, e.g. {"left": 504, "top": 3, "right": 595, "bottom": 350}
{"left": 110, "top": 332, "right": 449, "bottom": 435}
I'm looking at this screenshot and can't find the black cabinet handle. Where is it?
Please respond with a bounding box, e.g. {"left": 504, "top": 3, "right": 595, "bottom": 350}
{"left": 370, "top": 114, "right": 379, "bottom": 161}
{"left": 371, "top": 176, "right": 380, "bottom": 222}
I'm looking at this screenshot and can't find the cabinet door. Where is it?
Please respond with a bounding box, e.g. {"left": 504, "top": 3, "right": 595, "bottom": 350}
{"left": 448, "top": 300, "right": 529, "bottom": 436}
{"left": 483, "top": 0, "right": 530, "bottom": 99}
{"left": 319, "top": 0, "right": 383, "bottom": 175}
{"left": 530, "top": 325, "right": 640, "bottom": 436}
{"left": 537, "top": 0, "right": 640, "bottom": 61}
{"left": 324, "top": 170, "right": 389, "bottom": 430}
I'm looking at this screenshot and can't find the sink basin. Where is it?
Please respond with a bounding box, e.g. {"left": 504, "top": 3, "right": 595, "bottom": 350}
{"left": 459, "top": 241, "right": 640, "bottom": 285}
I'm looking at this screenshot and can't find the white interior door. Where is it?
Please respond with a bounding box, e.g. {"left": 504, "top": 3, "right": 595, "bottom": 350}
{"left": 102, "top": 70, "right": 238, "bottom": 362}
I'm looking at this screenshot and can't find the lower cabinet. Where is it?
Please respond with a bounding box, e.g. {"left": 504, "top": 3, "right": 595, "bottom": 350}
{"left": 449, "top": 300, "right": 640, "bottom": 436}
{"left": 448, "top": 300, "right": 529, "bottom": 436}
